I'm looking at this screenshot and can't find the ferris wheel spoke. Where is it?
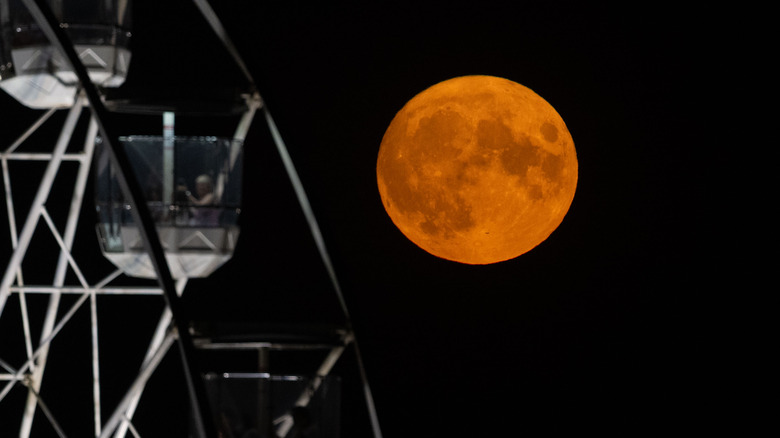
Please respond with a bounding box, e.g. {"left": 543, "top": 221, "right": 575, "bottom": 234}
{"left": 23, "top": 385, "right": 69, "bottom": 438}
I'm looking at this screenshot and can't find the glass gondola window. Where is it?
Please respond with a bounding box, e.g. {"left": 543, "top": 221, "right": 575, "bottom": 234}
{"left": 95, "top": 135, "right": 244, "bottom": 279}
{"left": 0, "top": 0, "right": 132, "bottom": 108}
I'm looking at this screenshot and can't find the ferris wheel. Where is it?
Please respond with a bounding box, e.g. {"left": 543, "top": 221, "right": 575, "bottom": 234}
{"left": 0, "top": 1, "right": 381, "bottom": 437}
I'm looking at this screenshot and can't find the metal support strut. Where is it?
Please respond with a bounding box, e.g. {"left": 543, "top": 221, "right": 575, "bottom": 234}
{"left": 19, "top": 0, "right": 217, "bottom": 436}
{"left": 191, "top": 1, "right": 383, "bottom": 436}
{"left": 1, "top": 1, "right": 383, "bottom": 436}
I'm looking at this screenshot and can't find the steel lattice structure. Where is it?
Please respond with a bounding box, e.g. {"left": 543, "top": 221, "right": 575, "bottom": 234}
{"left": 0, "top": 1, "right": 382, "bottom": 437}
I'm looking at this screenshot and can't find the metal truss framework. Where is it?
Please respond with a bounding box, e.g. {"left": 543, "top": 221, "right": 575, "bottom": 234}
{"left": 0, "top": 1, "right": 382, "bottom": 437}
{"left": 0, "top": 95, "right": 187, "bottom": 437}
{"left": 0, "top": 95, "right": 349, "bottom": 438}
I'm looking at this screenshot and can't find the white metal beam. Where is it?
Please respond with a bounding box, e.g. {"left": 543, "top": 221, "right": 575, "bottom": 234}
{"left": 2, "top": 108, "right": 57, "bottom": 155}
{"left": 0, "top": 98, "right": 84, "bottom": 318}
{"left": 114, "top": 278, "right": 187, "bottom": 438}
{"left": 19, "top": 115, "right": 98, "bottom": 438}
{"left": 99, "top": 329, "right": 177, "bottom": 438}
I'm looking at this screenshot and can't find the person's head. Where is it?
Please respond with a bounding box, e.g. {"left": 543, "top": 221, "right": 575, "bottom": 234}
{"left": 195, "top": 174, "right": 214, "bottom": 197}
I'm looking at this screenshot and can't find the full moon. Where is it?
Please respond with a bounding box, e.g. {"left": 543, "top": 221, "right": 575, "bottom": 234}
{"left": 376, "top": 75, "right": 578, "bottom": 264}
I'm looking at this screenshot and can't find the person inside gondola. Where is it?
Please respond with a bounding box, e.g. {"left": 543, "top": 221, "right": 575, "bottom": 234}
{"left": 188, "top": 174, "right": 215, "bottom": 206}
{"left": 186, "top": 174, "right": 219, "bottom": 226}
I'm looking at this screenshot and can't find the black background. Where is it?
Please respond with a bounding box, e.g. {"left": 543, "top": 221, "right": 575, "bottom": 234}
{"left": 0, "top": 1, "right": 746, "bottom": 436}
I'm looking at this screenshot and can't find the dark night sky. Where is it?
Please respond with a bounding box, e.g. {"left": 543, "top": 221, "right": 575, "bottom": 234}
{"left": 0, "top": 1, "right": 744, "bottom": 436}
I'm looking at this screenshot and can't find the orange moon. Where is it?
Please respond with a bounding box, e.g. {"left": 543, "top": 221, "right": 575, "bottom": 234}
{"left": 376, "top": 75, "right": 578, "bottom": 264}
